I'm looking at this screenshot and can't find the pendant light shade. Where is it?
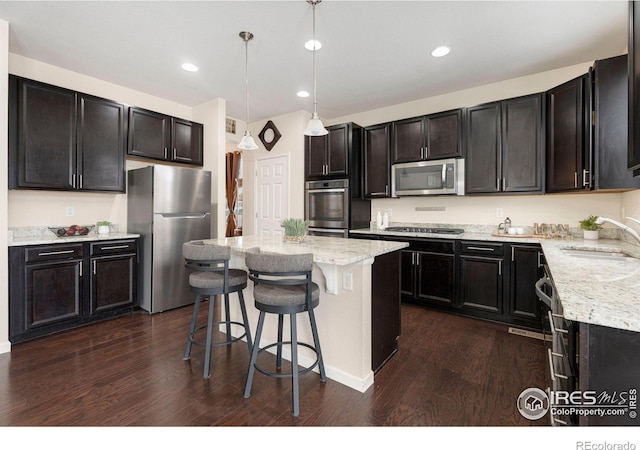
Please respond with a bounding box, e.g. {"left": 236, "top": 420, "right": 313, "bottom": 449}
{"left": 238, "top": 31, "right": 259, "bottom": 151}
{"left": 304, "top": 0, "right": 328, "bottom": 136}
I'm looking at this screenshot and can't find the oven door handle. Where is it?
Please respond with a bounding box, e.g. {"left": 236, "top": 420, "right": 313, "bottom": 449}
{"left": 306, "top": 188, "right": 347, "bottom": 194}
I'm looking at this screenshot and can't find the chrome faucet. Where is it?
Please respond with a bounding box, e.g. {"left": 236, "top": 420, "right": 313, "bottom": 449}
{"left": 595, "top": 216, "right": 640, "bottom": 244}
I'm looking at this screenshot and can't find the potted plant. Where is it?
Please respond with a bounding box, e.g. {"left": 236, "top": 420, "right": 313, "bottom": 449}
{"left": 97, "top": 220, "right": 111, "bottom": 235}
{"left": 579, "top": 215, "right": 601, "bottom": 240}
{"left": 281, "top": 218, "right": 308, "bottom": 243}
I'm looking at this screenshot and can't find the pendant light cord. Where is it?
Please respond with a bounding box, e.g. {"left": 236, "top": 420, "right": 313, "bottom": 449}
{"left": 244, "top": 34, "right": 250, "bottom": 131}
{"left": 312, "top": 1, "right": 318, "bottom": 116}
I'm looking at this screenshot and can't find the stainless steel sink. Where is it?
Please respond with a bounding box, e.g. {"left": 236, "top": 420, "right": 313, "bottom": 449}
{"left": 562, "top": 249, "right": 634, "bottom": 261}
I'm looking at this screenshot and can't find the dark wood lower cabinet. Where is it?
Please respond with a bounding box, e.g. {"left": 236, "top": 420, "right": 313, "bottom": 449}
{"left": 354, "top": 233, "right": 543, "bottom": 331}
{"left": 9, "top": 239, "right": 138, "bottom": 343}
{"left": 371, "top": 250, "right": 401, "bottom": 373}
{"left": 459, "top": 255, "right": 503, "bottom": 314}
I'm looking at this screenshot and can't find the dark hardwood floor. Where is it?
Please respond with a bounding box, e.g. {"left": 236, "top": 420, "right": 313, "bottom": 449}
{"left": 0, "top": 302, "right": 550, "bottom": 427}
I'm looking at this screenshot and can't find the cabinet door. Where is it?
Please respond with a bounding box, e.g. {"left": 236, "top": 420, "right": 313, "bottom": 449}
{"left": 77, "top": 94, "right": 126, "bottom": 192}
{"left": 509, "top": 245, "right": 543, "bottom": 324}
{"left": 25, "top": 260, "right": 83, "bottom": 330}
{"left": 501, "top": 94, "right": 544, "bottom": 193}
{"left": 425, "top": 109, "right": 463, "bottom": 160}
{"left": 14, "top": 77, "right": 77, "bottom": 189}
{"left": 326, "top": 124, "right": 349, "bottom": 177}
{"left": 629, "top": 1, "right": 640, "bottom": 172}
{"left": 594, "top": 54, "right": 640, "bottom": 189}
{"left": 90, "top": 254, "right": 136, "bottom": 315}
{"left": 546, "top": 75, "right": 587, "bottom": 192}
{"left": 304, "top": 134, "right": 327, "bottom": 179}
{"left": 400, "top": 250, "right": 417, "bottom": 297}
{"left": 363, "top": 123, "right": 391, "bottom": 197}
{"left": 465, "top": 102, "right": 501, "bottom": 193}
{"left": 459, "top": 255, "right": 503, "bottom": 314}
{"left": 416, "top": 251, "right": 455, "bottom": 306}
{"left": 392, "top": 116, "right": 424, "bottom": 163}
{"left": 127, "top": 107, "right": 170, "bottom": 160}
{"left": 172, "top": 118, "right": 203, "bottom": 166}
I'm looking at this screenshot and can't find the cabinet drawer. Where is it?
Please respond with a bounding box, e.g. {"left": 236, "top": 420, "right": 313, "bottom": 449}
{"left": 25, "top": 244, "right": 84, "bottom": 263}
{"left": 90, "top": 240, "right": 137, "bottom": 256}
{"left": 460, "top": 241, "right": 504, "bottom": 256}
{"left": 408, "top": 239, "right": 455, "bottom": 254}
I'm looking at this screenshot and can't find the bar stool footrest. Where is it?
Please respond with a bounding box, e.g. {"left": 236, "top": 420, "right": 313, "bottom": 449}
{"left": 254, "top": 341, "right": 320, "bottom": 379}
{"left": 188, "top": 321, "right": 248, "bottom": 348}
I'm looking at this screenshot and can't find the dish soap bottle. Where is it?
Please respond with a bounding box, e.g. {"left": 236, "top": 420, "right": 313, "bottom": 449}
{"left": 376, "top": 209, "right": 383, "bottom": 229}
{"left": 382, "top": 210, "right": 389, "bottom": 229}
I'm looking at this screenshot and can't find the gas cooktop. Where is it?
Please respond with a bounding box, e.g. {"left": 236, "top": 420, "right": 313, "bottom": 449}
{"left": 384, "top": 226, "right": 465, "bottom": 235}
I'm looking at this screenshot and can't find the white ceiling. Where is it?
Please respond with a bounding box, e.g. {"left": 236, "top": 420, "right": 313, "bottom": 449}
{"left": 0, "top": 1, "right": 629, "bottom": 122}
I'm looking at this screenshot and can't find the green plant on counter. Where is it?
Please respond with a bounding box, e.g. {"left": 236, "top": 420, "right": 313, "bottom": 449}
{"left": 97, "top": 220, "right": 111, "bottom": 226}
{"left": 579, "top": 215, "right": 602, "bottom": 231}
{"left": 280, "top": 218, "right": 308, "bottom": 237}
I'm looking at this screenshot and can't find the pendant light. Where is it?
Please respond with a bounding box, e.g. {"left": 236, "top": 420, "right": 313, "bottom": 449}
{"left": 303, "top": 0, "right": 328, "bottom": 136}
{"left": 238, "top": 31, "right": 259, "bottom": 150}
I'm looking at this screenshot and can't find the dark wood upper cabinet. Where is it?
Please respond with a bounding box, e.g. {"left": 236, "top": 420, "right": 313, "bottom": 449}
{"left": 465, "top": 102, "right": 502, "bottom": 194}
{"left": 392, "top": 109, "right": 463, "bottom": 163}
{"left": 363, "top": 122, "right": 391, "bottom": 198}
{"left": 9, "top": 76, "right": 125, "bottom": 192}
{"left": 304, "top": 123, "right": 360, "bottom": 181}
{"left": 629, "top": 1, "right": 640, "bottom": 174}
{"left": 546, "top": 75, "right": 590, "bottom": 192}
{"left": 466, "top": 95, "right": 543, "bottom": 195}
{"left": 593, "top": 54, "right": 640, "bottom": 189}
{"left": 77, "top": 94, "right": 126, "bottom": 191}
{"left": 127, "top": 107, "right": 203, "bottom": 166}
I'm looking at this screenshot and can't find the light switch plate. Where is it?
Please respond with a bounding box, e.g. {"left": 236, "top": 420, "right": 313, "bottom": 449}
{"left": 342, "top": 272, "right": 353, "bottom": 291}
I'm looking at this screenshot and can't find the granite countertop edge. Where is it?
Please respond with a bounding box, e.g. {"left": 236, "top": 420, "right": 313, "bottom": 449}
{"left": 9, "top": 232, "right": 141, "bottom": 246}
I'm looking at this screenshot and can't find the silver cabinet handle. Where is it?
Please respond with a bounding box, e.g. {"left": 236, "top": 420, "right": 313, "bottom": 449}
{"left": 72, "top": 174, "right": 76, "bottom": 188}
{"left": 164, "top": 147, "right": 168, "bottom": 159}
{"left": 498, "top": 260, "right": 502, "bottom": 276}
{"left": 497, "top": 178, "right": 500, "bottom": 190}
{"left": 548, "top": 349, "right": 569, "bottom": 380}
{"left": 38, "top": 250, "right": 75, "bottom": 256}
{"left": 173, "top": 148, "right": 177, "bottom": 160}
{"left": 502, "top": 178, "right": 506, "bottom": 191}
{"left": 574, "top": 171, "right": 578, "bottom": 188}
{"left": 93, "top": 260, "right": 97, "bottom": 275}
{"left": 79, "top": 261, "right": 83, "bottom": 277}
{"left": 548, "top": 310, "right": 568, "bottom": 334}
{"left": 466, "top": 246, "right": 495, "bottom": 252}
{"left": 100, "top": 245, "right": 130, "bottom": 250}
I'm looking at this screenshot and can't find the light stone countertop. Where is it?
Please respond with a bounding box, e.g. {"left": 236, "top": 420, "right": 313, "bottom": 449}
{"left": 204, "top": 234, "right": 408, "bottom": 266}
{"left": 8, "top": 232, "right": 140, "bottom": 246}
{"left": 351, "top": 225, "right": 640, "bottom": 333}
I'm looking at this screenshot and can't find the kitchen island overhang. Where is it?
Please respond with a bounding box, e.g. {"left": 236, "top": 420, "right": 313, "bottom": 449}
{"left": 203, "top": 235, "right": 408, "bottom": 392}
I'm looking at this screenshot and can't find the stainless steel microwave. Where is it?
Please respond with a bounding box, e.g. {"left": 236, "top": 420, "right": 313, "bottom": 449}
{"left": 391, "top": 158, "right": 465, "bottom": 196}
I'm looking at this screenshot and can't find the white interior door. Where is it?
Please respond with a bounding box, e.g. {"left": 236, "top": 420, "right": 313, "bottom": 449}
{"left": 254, "top": 154, "right": 289, "bottom": 238}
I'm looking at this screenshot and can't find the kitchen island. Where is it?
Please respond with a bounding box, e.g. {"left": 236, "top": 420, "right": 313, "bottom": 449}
{"left": 203, "top": 235, "right": 408, "bottom": 392}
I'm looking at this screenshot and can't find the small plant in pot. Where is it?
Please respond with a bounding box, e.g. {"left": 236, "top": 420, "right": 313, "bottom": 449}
{"left": 579, "top": 215, "right": 601, "bottom": 240}
{"left": 97, "top": 220, "right": 111, "bottom": 235}
{"left": 281, "top": 218, "right": 308, "bottom": 243}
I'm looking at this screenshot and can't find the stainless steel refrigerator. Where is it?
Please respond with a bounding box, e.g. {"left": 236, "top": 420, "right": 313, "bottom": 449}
{"left": 127, "top": 165, "right": 212, "bottom": 313}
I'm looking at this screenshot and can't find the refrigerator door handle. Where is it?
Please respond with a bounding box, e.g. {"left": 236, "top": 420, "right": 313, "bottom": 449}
{"left": 158, "top": 213, "right": 210, "bottom": 219}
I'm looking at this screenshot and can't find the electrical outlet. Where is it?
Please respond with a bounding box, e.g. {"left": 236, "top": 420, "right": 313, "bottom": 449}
{"left": 342, "top": 272, "right": 353, "bottom": 291}
{"left": 496, "top": 208, "right": 504, "bottom": 218}
{"left": 65, "top": 206, "right": 74, "bottom": 217}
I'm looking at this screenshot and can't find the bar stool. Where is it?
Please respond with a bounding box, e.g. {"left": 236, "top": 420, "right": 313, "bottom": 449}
{"left": 182, "top": 240, "right": 253, "bottom": 379}
{"left": 243, "top": 250, "right": 326, "bottom": 416}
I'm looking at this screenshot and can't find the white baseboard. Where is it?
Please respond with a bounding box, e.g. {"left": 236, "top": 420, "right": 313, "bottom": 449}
{"left": 0, "top": 340, "right": 12, "bottom": 355}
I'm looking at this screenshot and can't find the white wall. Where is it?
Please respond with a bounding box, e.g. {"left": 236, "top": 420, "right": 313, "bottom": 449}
{"left": 241, "top": 110, "right": 308, "bottom": 235}
{"left": 1, "top": 19, "right": 10, "bottom": 353}
{"left": 328, "top": 59, "right": 637, "bottom": 228}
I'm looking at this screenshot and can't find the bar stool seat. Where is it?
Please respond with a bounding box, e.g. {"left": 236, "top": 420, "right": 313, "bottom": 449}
{"left": 182, "top": 240, "right": 253, "bottom": 379}
{"left": 243, "top": 249, "right": 326, "bottom": 416}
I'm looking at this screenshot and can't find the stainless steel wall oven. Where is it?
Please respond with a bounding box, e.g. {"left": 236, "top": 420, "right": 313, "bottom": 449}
{"left": 305, "top": 179, "right": 370, "bottom": 237}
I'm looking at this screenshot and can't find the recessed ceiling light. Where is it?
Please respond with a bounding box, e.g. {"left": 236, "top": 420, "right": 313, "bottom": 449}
{"left": 181, "top": 63, "right": 199, "bottom": 72}
{"left": 304, "top": 39, "right": 322, "bottom": 51}
{"left": 431, "top": 46, "right": 450, "bottom": 57}
{"left": 297, "top": 90, "right": 310, "bottom": 98}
